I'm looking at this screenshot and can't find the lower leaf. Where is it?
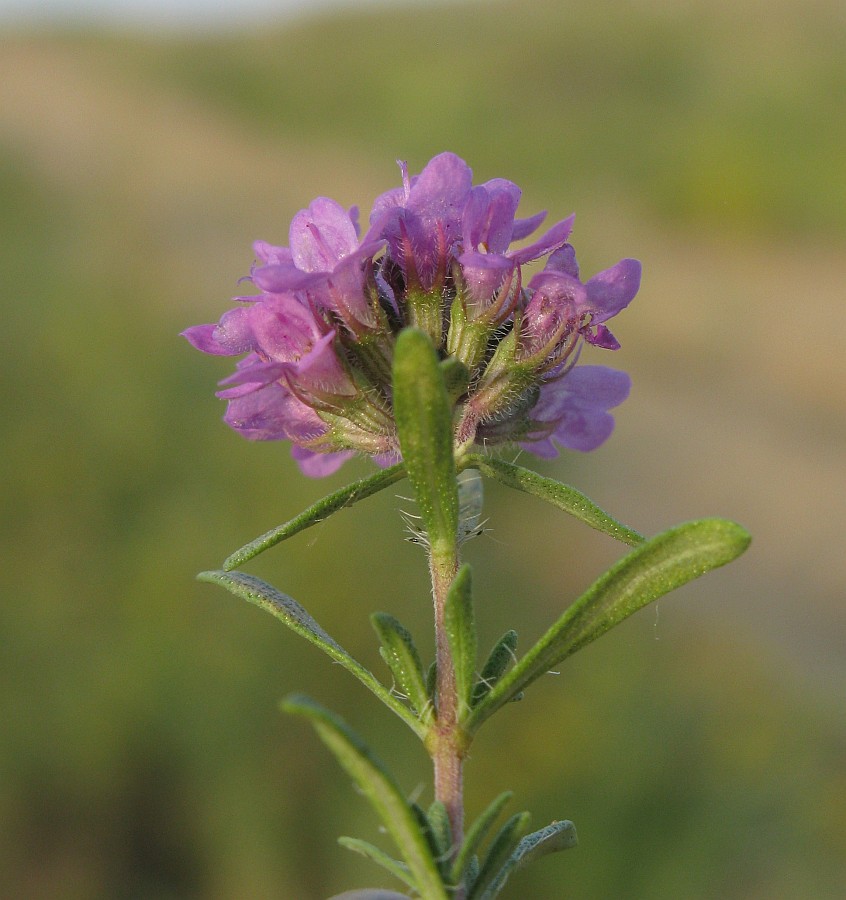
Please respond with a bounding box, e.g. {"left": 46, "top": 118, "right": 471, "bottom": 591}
{"left": 283, "top": 695, "right": 448, "bottom": 900}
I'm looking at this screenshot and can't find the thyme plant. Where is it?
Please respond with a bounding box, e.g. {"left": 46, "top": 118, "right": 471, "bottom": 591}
{"left": 184, "top": 153, "right": 750, "bottom": 899}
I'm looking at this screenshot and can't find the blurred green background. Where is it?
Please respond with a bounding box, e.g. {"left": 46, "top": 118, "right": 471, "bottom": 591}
{"left": 2, "top": 0, "right": 844, "bottom": 897}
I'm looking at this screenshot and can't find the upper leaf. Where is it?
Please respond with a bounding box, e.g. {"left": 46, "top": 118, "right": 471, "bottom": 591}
{"left": 222, "top": 462, "right": 406, "bottom": 570}
{"left": 392, "top": 328, "right": 459, "bottom": 552}
{"left": 467, "top": 518, "right": 751, "bottom": 732}
{"left": 467, "top": 454, "right": 643, "bottom": 546}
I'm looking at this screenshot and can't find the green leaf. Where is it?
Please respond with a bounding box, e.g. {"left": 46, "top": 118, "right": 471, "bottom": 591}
{"left": 222, "top": 462, "right": 406, "bottom": 570}
{"left": 283, "top": 695, "right": 448, "bottom": 900}
{"left": 478, "top": 820, "right": 578, "bottom": 899}
{"left": 425, "top": 660, "right": 438, "bottom": 700}
{"left": 468, "top": 518, "right": 751, "bottom": 732}
{"left": 449, "top": 791, "right": 513, "bottom": 887}
{"left": 338, "top": 837, "right": 416, "bottom": 891}
{"left": 197, "top": 571, "right": 425, "bottom": 738}
{"left": 444, "top": 564, "right": 477, "bottom": 716}
{"left": 467, "top": 454, "right": 643, "bottom": 547}
{"left": 467, "top": 811, "right": 531, "bottom": 900}
{"left": 392, "top": 328, "right": 458, "bottom": 552}
{"left": 472, "top": 631, "right": 518, "bottom": 706}
{"left": 426, "top": 800, "right": 453, "bottom": 861}
{"left": 409, "top": 801, "right": 442, "bottom": 871}
{"left": 371, "top": 613, "right": 432, "bottom": 722}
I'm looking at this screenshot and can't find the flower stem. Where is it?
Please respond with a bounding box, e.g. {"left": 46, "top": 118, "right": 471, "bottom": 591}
{"left": 428, "top": 541, "right": 465, "bottom": 871}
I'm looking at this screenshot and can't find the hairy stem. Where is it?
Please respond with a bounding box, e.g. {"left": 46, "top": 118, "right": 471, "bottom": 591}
{"left": 428, "top": 542, "right": 465, "bottom": 879}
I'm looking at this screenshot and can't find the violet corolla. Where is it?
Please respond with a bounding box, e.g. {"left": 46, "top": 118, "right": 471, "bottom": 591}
{"left": 183, "top": 152, "right": 640, "bottom": 477}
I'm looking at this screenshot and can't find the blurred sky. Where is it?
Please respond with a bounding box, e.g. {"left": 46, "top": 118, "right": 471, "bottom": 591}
{"left": 0, "top": 0, "right": 433, "bottom": 30}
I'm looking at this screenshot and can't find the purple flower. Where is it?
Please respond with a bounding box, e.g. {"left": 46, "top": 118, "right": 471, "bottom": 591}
{"left": 521, "top": 366, "right": 632, "bottom": 456}
{"left": 370, "top": 152, "right": 473, "bottom": 290}
{"left": 531, "top": 248, "right": 641, "bottom": 351}
{"left": 184, "top": 153, "right": 639, "bottom": 475}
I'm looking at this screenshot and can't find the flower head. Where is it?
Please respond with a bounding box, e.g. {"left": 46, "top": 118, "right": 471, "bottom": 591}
{"left": 183, "top": 153, "right": 640, "bottom": 476}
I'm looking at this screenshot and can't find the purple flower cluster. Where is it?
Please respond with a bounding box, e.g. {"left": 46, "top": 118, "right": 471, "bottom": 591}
{"left": 183, "top": 153, "right": 640, "bottom": 477}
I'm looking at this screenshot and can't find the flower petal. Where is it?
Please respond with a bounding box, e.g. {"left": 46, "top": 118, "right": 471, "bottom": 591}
{"left": 291, "top": 445, "right": 355, "bottom": 477}
{"left": 181, "top": 324, "right": 236, "bottom": 356}
{"left": 510, "top": 214, "right": 575, "bottom": 264}
{"left": 458, "top": 251, "right": 514, "bottom": 308}
{"left": 223, "top": 381, "right": 325, "bottom": 442}
{"left": 512, "top": 209, "right": 547, "bottom": 241}
{"left": 585, "top": 258, "right": 641, "bottom": 321}
{"left": 289, "top": 197, "right": 360, "bottom": 272}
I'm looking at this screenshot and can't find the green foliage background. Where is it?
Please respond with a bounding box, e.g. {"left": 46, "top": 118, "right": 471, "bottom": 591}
{"left": 1, "top": 1, "right": 844, "bottom": 896}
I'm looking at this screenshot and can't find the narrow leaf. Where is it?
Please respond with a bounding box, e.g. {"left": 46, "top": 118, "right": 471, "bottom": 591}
{"left": 409, "top": 802, "right": 442, "bottom": 870}
{"left": 468, "top": 518, "right": 751, "bottom": 732}
{"left": 392, "top": 328, "right": 458, "bottom": 551}
{"left": 426, "top": 801, "right": 453, "bottom": 861}
{"left": 472, "top": 631, "right": 518, "bottom": 706}
{"left": 425, "top": 660, "right": 438, "bottom": 701}
{"left": 338, "top": 837, "right": 416, "bottom": 891}
{"left": 371, "top": 613, "right": 432, "bottom": 722}
{"left": 198, "top": 571, "right": 424, "bottom": 737}
{"left": 283, "top": 695, "right": 448, "bottom": 900}
{"left": 449, "top": 791, "right": 513, "bottom": 887}
{"left": 479, "top": 820, "right": 577, "bottom": 899}
{"left": 444, "top": 565, "right": 477, "bottom": 715}
{"left": 468, "top": 811, "right": 531, "bottom": 900}
{"left": 468, "top": 454, "right": 643, "bottom": 547}
{"left": 222, "top": 462, "right": 406, "bottom": 570}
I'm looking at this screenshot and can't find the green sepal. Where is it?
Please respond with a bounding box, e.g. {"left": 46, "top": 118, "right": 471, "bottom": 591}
{"left": 467, "top": 454, "right": 643, "bottom": 547}
{"left": 472, "top": 630, "right": 518, "bottom": 706}
{"left": 392, "top": 328, "right": 458, "bottom": 552}
{"left": 467, "top": 518, "right": 751, "bottom": 732}
{"left": 444, "top": 564, "right": 477, "bottom": 716}
{"left": 337, "top": 837, "right": 416, "bottom": 891}
{"left": 222, "top": 462, "right": 407, "bottom": 570}
{"left": 282, "top": 695, "right": 448, "bottom": 900}
{"left": 467, "top": 811, "right": 531, "bottom": 900}
{"left": 440, "top": 356, "right": 471, "bottom": 404}
{"left": 446, "top": 294, "right": 489, "bottom": 374}
{"left": 371, "top": 612, "right": 432, "bottom": 722}
{"left": 197, "top": 571, "right": 424, "bottom": 738}
{"left": 478, "top": 820, "right": 578, "bottom": 900}
{"left": 449, "top": 791, "right": 513, "bottom": 888}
